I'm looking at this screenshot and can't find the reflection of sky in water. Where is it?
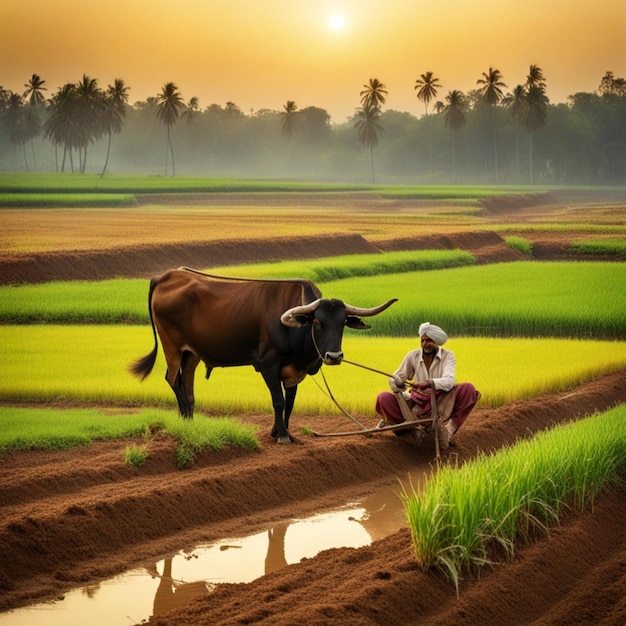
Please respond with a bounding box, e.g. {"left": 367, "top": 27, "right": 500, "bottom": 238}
{"left": 0, "top": 473, "right": 425, "bottom": 626}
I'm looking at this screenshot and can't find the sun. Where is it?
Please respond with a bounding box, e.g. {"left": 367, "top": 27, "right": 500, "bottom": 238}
{"left": 329, "top": 14, "right": 346, "bottom": 30}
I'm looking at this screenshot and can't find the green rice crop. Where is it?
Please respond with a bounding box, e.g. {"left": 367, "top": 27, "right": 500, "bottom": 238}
{"left": 569, "top": 239, "right": 626, "bottom": 255}
{"left": 504, "top": 235, "right": 533, "bottom": 256}
{"left": 491, "top": 223, "right": 626, "bottom": 235}
{"left": 322, "top": 261, "right": 626, "bottom": 339}
{"left": 0, "top": 194, "right": 137, "bottom": 208}
{"left": 205, "top": 249, "right": 475, "bottom": 281}
{"left": 0, "top": 250, "right": 474, "bottom": 324}
{"left": 1, "top": 262, "right": 624, "bottom": 340}
{"left": 1, "top": 326, "right": 625, "bottom": 413}
{"left": 0, "top": 405, "right": 259, "bottom": 462}
{"left": 0, "top": 172, "right": 547, "bottom": 198}
{"left": 401, "top": 405, "right": 626, "bottom": 591}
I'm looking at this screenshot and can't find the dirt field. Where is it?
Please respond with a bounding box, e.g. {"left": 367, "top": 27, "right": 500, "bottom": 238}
{"left": 1, "top": 191, "right": 625, "bottom": 624}
{"left": 1, "top": 372, "right": 625, "bottom": 625}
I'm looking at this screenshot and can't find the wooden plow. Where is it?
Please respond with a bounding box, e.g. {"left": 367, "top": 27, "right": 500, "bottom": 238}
{"left": 313, "top": 372, "right": 445, "bottom": 460}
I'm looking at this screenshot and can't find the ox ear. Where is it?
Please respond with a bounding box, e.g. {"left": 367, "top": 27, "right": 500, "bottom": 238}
{"left": 346, "top": 316, "right": 371, "bottom": 330}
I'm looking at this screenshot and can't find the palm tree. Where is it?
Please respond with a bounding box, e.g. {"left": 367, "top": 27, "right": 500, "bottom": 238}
{"left": 156, "top": 82, "right": 184, "bottom": 176}
{"left": 74, "top": 74, "right": 105, "bottom": 173}
{"left": 281, "top": 100, "right": 298, "bottom": 139}
{"left": 181, "top": 97, "right": 200, "bottom": 124}
{"left": 443, "top": 90, "right": 467, "bottom": 182}
{"left": 502, "top": 85, "right": 526, "bottom": 182}
{"left": 281, "top": 100, "right": 298, "bottom": 169}
{"left": 359, "top": 78, "right": 387, "bottom": 110}
{"left": 4, "top": 92, "right": 35, "bottom": 169}
{"left": 23, "top": 74, "right": 47, "bottom": 106}
{"left": 526, "top": 65, "right": 546, "bottom": 90}
{"left": 414, "top": 71, "right": 441, "bottom": 116}
{"left": 414, "top": 71, "right": 441, "bottom": 174}
{"left": 44, "top": 83, "right": 77, "bottom": 172}
{"left": 22, "top": 74, "right": 47, "bottom": 168}
{"left": 477, "top": 67, "right": 507, "bottom": 181}
{"left": 354, "top": 103, "right": 384, "bottom": 183}
{"left": 518, "top": 85, "right": 548, "bottom": 184}
{"left": 99, "top": 78, "right": 129, "bottom": 177}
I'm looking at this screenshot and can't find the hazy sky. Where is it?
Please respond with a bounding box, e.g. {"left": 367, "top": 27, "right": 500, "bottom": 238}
{"left": 2, "top": 0, "right": 625, "bottom": 123}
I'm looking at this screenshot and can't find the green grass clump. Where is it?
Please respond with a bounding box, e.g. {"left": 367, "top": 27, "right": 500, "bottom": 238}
{"left": 569, "top": 239, "right": 626, "bottom": 255}
{"left": 401, "top": 405, "right": 626, "bottom": 592}
{"left": 0, "top": 406, "right": 259, "bottom": 465}
{"left": 504, "top": 235, "right": 533, "bottom": 256}
{"left": 124, "top": 443, "right": 149, "bottom": 467}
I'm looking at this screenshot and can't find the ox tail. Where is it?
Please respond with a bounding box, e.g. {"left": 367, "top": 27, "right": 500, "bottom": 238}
{"left": 128, "top": 277, "right": 159, "bottom": 381}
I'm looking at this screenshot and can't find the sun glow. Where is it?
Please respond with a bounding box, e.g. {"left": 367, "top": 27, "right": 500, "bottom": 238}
{"left": 329, "top": 14, "right": 346, "bottom": 30}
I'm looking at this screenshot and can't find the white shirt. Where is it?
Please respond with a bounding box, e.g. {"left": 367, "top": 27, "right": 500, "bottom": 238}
{"left": 388, "top": 346, "right": 456, "bottom": 392}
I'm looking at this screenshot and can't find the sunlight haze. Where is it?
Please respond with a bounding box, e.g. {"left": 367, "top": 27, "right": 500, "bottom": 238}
{"left": 1, "top": 0, "right": 624, "bottom": 122}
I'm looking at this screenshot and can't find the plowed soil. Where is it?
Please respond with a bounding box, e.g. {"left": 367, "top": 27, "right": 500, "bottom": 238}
{"left": 1, "top": 190, "right": 625, "bottom": 624}
{"left": 1, "top": 369, "right": 625, "bottom": 625}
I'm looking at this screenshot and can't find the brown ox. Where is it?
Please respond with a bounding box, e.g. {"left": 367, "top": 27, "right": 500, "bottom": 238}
{"left": 130, "top": 268, "right": 397, "bottom": 443}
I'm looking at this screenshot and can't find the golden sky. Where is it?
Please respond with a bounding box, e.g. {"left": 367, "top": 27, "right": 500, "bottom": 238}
{"left": 2, "top": 0, "right": 625, "bottom": 123}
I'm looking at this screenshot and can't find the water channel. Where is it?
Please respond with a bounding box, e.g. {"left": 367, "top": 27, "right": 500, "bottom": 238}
{"left": 1, "top": 468, "right": 429, "bottom": 626}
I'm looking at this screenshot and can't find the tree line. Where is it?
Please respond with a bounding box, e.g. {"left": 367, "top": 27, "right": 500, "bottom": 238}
{"left": 1, "top": 67, "right": 625, "bottom": 184}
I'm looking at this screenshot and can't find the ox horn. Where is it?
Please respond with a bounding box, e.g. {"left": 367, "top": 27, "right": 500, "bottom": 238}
{"left": 344, "top": 298, "right": 398, "bottom": 317}
{"left": 280, "top": 299, "right": 322, "bottom": 327}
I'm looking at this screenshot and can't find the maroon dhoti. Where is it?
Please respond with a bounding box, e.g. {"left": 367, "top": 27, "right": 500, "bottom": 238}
{"left": 375, "top": 382, "right": 479, "bottom": 432}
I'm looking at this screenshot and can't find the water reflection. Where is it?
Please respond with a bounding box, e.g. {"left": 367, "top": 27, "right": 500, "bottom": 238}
{"left": 0, "top": 471, "right": 428, "bottom": 626}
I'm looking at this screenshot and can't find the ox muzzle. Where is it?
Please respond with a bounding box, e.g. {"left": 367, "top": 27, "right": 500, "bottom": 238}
{"left": 323, "top": 350, "right": 343, "bottom": 365}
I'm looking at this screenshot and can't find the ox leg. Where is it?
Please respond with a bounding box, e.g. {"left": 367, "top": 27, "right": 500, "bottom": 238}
{"left": 180, "top": 351, "right": 200, "bottom": 418}
{"left": 261, "top": 367, "right": 290, "bottom": 444}
{"left": 169, "top": 351, "right": 200, "bottom": 418}
{"left": 283, "top": 385, "right": 298, "bottom": 432}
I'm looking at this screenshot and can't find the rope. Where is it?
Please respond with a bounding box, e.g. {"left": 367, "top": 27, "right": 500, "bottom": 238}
{"left": 317, "top": 368, "right": 370, "bottom": 431}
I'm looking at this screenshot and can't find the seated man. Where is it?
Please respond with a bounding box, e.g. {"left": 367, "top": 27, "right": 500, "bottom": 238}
{"left": 375, "top": 322, "right": 479, "bottom": 449}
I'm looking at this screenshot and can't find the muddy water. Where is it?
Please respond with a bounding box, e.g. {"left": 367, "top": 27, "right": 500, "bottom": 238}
{"left": 0, "top": 470, "right": 429, "bottom": 626}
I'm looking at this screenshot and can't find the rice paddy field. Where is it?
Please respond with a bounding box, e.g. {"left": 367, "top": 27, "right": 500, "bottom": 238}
{"left": 1, "top": 176, "right": 625, "bottom": 626}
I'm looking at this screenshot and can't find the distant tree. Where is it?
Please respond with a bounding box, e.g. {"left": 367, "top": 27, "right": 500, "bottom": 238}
{"left": 281, "top": 100, "right": 298, "bottom": 140}
{"left": 44, "top": 83, "right": 77, "bottom": 172}
{"left": 100, "top": 78, "right": 129, "bottom": 177}
{"left": 503, "top": 84, "right": 526, "bottom": 182}
{"left": 443, "top": 90, "right": 467, "bottom": 182}
{"left": 598, "top": 71, "right": 626, "bottom": 97}
{"left": 280, "top": 100, "right": 298, "bottom": 171}
{"left": 414, "top": 71, "right": 441, "bottom": 116}
{"left": 22, "top": 74, "right": 47, "bottom": 106}
{"left": 360, "top": 78, "right": 387, "bottom": 110}
{"left": 74, "top": 74, "right": 105, "bottom": 173}
{"left": 526, "top": 64, "right": 546, "bottom": 90}
{"left": 5, "top": 92, "right": 40, "bottom": 169}
{"left": 518, "top": 85, "right": 549, "bottom": 184}
{"left": 22, "top": 74, "right": 47, "bottom": 168}
{"left": 477, "top": 67, "right": 507, "bottom": 181}
{"left": 414, "top": 71, "right": 442, "bottom": 173}
{"left": 181, "top": 96, "right": 200, "bottom": 124}
{"left": 354, "top": 103, "right": 384, "bottom": 183}
{"left": 155, "top": 82, "right": 184, "bottom": 176}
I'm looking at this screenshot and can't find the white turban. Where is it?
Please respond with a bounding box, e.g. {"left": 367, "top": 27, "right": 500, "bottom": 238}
{"left": 418, "top": 322, "right": 448, "bottom": 346}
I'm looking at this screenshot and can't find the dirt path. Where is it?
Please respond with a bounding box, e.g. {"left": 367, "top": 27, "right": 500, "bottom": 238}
{"left": 1, "top": 369, "right": 625, "bottom": 624}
